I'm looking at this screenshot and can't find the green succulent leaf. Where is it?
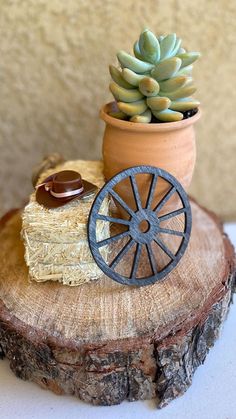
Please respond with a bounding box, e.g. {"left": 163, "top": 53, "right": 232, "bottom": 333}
{"left": 159, "top": 84, "right": 196, "bottom": 100}
{"left": 177, "top": 52, "right": 201, "bottom": 68}
{"left": 109, "top": 65, "right": 134, "bottom": 89}
{"left": 177, "top": 47, "right": 186, "bottom": 54}
{"left": 159, "top": 75, "right": 189, "bottom": 92}
{"left": 169, "top": 98, "right": 200, "bottom": 111}
{"left": 117, "top": 50, "right": 155, "bottom": 74}
{"left": 171, "top": 37, "right": 182, "bottom": 57}
{"left": 133, "top": 40, "right": 145, "bottom": 61}
{"left": 122, "top": 68, "right": 145, "bottom": 87}
{"left": 153, "top": 109, "right": 183, "bottom": 122}
{"left": 175, "top": 65, "right": 193, "bottom": 77}
{"left": 130, "top": 109, "right": 152, "bottom": 123}
{"left": 109, "top": 82, "right": 144, "bottom": 102}
{"left": 151, "top": 57, "right": 182, "bottom": 81}
{"left": 160, "top": 33, "right": 176, "bottom": 60}
{"left": 117, "top": 99, "right": 148, "bottom": 116}
{"left": 139, "top": 77, "right": 160, "bottom": 97}
{"left": 138, "top": 29, "right": 160, "bottom": 64}
{"left": 108, "top": 111, "right": 128, "bottom": 120}
{"left": 146, "top": 96, "right": 171, "bottom": 111}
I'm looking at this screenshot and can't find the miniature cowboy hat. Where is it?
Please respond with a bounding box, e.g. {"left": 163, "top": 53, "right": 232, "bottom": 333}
{"left": 35, "top": 170, "right": 97, "bottom": 209}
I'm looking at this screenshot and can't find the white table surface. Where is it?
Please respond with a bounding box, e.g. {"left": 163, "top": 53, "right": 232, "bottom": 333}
{"left": 0, "top": 224, "right": 235, "bottom": 419}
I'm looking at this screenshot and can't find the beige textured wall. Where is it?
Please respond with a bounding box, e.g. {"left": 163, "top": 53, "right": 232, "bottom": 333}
{"left": 0, "top": 0, "right": 235, "bottom": 220}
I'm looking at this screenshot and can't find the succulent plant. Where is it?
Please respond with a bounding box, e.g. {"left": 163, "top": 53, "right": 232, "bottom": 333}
{"left": 109, "top": 29, "right": 200, "bottom": 123}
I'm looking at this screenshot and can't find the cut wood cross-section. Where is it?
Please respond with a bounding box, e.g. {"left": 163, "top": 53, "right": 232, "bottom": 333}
{"left": 0, "top": 200, "right": 235, "bottom": 407}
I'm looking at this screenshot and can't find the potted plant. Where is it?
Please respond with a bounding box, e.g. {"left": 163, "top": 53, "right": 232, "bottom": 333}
{"left": 100, "top": 29, "right": 201, "bottom": 209}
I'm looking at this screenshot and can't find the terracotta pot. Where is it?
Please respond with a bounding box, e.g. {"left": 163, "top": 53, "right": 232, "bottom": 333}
{"left": 100, "top": 102, "right": 201, "bottom": 214}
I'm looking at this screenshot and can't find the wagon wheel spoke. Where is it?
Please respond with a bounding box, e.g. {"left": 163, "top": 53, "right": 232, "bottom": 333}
{"left": 154, "top": 237, "right": 176, "bottom": 261}
{"left": 109, "top": 237, "right": 135, "bottom": 269}
{"left": 153, "top": 186, "right": 176, "bottom": 213}
{"left": 97, "top": 230, "right": 130, "bottom": 248}
{"left": 130, "top": 243, "right": 142, "bottom": 279}
{"left": 109, "top": 189, "right": 136, "bottom": 218}
{"left": 158, "top": 207, "right": 186, "bottom": 222}
{"left": 146, "top": 243, "right": 158, "bottom": 275}
{"left": 97, "top": 214, "right": 131, "bottom": 226}
{"left": 146, "top": 173, "right": 158, "bottom": 210}
{"left": 159, "top": 227, "right": 185, "bottom": 237}
{"left": 130, "top": 174, "right": 142, "bottom": 211}
{"left": 88, "top": 165, "right": 192, "bottom": 287}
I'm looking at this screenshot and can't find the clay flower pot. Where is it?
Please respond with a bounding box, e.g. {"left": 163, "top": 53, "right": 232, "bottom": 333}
{"left": 100, "top": 102, "right": 201, "bottom": 213}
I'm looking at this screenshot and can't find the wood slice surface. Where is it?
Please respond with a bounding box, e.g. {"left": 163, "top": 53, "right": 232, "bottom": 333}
{"left": 0, "top": 202, "right": 235, "bottom": 407}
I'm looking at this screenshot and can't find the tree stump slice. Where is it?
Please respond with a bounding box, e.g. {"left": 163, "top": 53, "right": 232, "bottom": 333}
{"left": 0, "top": 202, "right": 235, "bottom": 407}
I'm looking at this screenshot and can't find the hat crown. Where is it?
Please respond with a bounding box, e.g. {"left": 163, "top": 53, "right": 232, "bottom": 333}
{"left": 35, "top": 169, "right": 97, "bottom": 209}
{"left": 52, "top": 170, "right": 83, "bottom": 193}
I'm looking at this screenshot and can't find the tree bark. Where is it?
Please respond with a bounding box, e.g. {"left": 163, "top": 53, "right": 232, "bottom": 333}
{"left": 0, "top": 202, "right": 235, "bottom": 407}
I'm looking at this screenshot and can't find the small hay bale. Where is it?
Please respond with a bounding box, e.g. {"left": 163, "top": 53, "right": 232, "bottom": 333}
{"left": 21, "top": 160, "right": 109, "bottom": 286}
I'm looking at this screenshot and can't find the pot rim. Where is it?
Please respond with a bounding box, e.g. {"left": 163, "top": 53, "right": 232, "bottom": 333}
{"left": 100, "top": 102, "right": 201, "bottom": 132}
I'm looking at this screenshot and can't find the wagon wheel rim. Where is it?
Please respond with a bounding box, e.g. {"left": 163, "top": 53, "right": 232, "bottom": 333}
{"left": 88, "top": 166, "right": 192, "bottom": 287}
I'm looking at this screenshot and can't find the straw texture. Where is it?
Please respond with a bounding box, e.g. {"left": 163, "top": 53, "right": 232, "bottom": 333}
{"left": 21, "top": 160, "right": 109, "bottom": 286}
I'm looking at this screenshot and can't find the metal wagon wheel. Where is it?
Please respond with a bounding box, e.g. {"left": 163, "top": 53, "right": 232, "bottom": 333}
{"left": 88, "top": 166, "right": 192, "bottom": 287}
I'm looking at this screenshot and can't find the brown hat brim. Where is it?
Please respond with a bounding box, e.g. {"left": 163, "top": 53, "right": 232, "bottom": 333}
{"left": 36, "top": 179, "right": 97, "bottom": 209}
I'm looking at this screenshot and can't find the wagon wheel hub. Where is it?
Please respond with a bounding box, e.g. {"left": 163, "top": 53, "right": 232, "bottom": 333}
{"left": 129, "top": 209, "right": 160, "bottom": 244}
